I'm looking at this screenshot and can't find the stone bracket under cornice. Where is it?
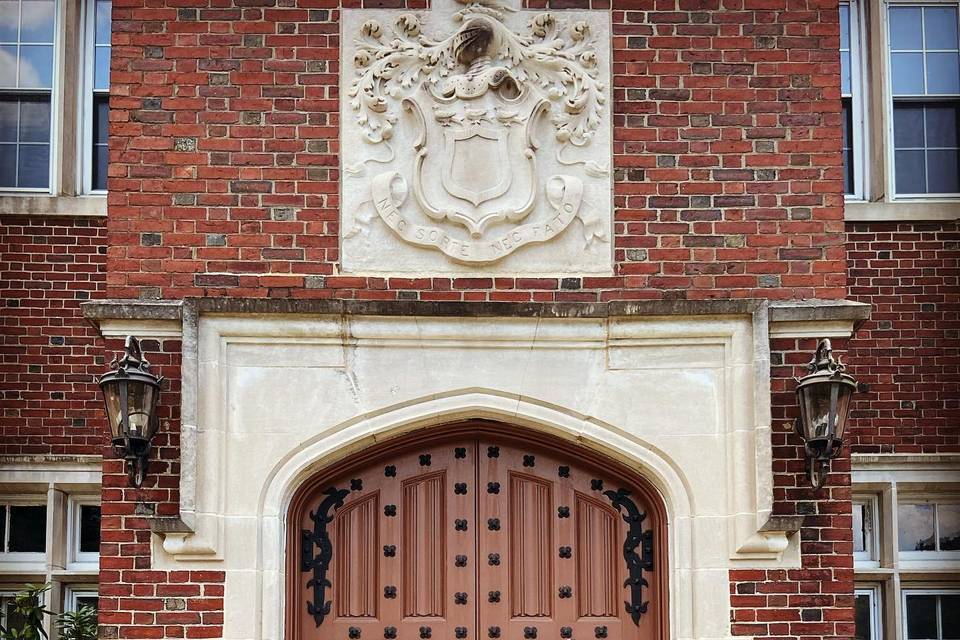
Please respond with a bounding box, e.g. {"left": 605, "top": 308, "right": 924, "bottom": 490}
{"left": 733, "top": 515, "right": 806, "bottom": 559}
{"left": 149, "top": 516, "right": 219, "bottom": 559}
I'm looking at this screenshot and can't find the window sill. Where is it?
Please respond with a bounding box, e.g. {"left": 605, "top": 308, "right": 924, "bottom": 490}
{"left": 0, "top": 195, "right": 107, "bottom": 217}
{"left": 845, "top": 200, "right": 960, "bottom": 222}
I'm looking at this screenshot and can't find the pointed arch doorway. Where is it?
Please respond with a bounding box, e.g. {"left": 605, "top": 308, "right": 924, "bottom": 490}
{"left": 286, "top": 421, "right": 668, "bottom": 640}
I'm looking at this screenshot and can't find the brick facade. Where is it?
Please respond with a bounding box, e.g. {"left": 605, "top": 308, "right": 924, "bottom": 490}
{"left": 106, "top": 0, "right": 847, "bottom": 301}
{"left": 1, "top": 1, "right": 957, "bottom": 639}
{"left": 729, "top": 335, "right": 855, "bottom": 640}
{"left": 0, "top": 215, "right": 107, "bottom": 456}
{"left": 96, "top": 336, "right": 227, "bottom": 640}
{"left": 846, "top": 221, "right": 960, "bottom": 455}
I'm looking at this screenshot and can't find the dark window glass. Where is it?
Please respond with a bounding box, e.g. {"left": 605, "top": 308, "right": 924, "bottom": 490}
{"left": 0, "top": 95, "right": 51, "bottom": 188}
{"left": 854, "top": 593, "right": 873, "bottom": 640}
{"left": 75, "top": 595, "right": 98, "bottom": 612}
{"left": 927, "top": 148, "right": 960, "bottom": 192}
{"left": 79, "top": 505, "right": 101, "bottom": 554}
{"left": 906, "top": 595, "right": 938, "bottom": 639}
{"left": 895, "top": 149, "right": 928, "bottom": 194}
{"left": 943, "top": 595, "right": 960, "bottom": 639}
{"left": 894, "top": 104, "right": 926, "bottom": 148}
{"left": 0, "top": 144, "right": 15, "bottom": 186}
{"left": 842, "top": 98, "right": 853, "bottom": 194}
{"left": 92, "top": 94, "right": 108, "bottom": 190}
{"left": 8, "top": 505, "right": 46, "bottom": 552}
{"left": 893, "top": 102, "right": 960, "bottom": 195}
{"left": 17, "top": 143, "right": 49, "bottom": 188}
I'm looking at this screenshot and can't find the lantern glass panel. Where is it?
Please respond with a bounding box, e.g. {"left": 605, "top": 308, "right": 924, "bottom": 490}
{"left": 102, "top": 381, "right": 124, "bottom": 439}
{"left": 125, "top": 382, "right": 156, "bottom": 437}
{"left": 799, "top": 379, "right": 854, "bottom": 441}
{"left": 833, "top": 383, "right": 854, "bottom": 441}
{"left": 799, "top": 382, "right": 833, "bottom": 440}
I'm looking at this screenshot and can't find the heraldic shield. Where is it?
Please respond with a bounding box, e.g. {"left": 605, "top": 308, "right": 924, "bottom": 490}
{"left": 442, "top": 125, "right": 511, "bottom": 208}
{"left": 408, "top": 87, "right": 546, "bottom": 238}
{"left": 341, "top": 3, "right": 612, "bottom": 268}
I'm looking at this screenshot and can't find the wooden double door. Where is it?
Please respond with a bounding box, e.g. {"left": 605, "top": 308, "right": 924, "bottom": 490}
{"left": 289, "top": 428, "right": 664, "bottom": 640}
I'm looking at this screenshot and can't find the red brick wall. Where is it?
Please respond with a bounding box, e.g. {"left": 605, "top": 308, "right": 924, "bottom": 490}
{"left": 846, "top": 221, "right": 960, "bottom": 454}
{"left": 730, "top": 336, "right": 855, "bottom": 640}
{"left": 0, "top": 215, "right": 107, "bottom": 456}
{"left": 98, "top": 335, "right": 226, "bottom": 640}
{"left": 105, "top": 0, "right": 847, "bottom": 301}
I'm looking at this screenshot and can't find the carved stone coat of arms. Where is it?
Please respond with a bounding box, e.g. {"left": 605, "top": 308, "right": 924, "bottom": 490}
{"left": 340, "top": 0, "right": 612, "bottom": 274}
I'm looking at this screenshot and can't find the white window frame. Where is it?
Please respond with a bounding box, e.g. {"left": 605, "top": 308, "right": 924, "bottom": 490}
{"left": 855, "top": 494, "right": 882, "bottom": 566}
{"left": 0, "top": 497, "right": 48, "bottom": 569}
{"left": 900, "top": 587, "right": 960, "bottom": 639}
{"left": 79, "top": 0, "right": 106, "bottom": 195}
{"left": 856, "top": 584, "right": 883, "bottom": 640}
{"left": 63, "top": 585, "right": 97, "bottom": 612}
{"left": 0, "top": 0, "right": 62, "bottom": 194}
{"left": 66, "top": 496, "right": 99, "bottom": 569}
{"left": 884, "top": 0, "right": 960, "bottom": 201}
{"left": 854, "top": 456, "right": 960, "bottom": 640}
{"left": 844, "top": 0, "right": 870, "bottom": 200}
{"left": 898, "top": 496, "right": 960, "bottom": 562}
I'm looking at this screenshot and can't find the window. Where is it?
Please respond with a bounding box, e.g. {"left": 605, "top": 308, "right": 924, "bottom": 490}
{"left": 0, "top": 459, "right": 100, "bottom": 639}
{"left": 855, "top": 586, "right": 882, "bottom": 640}
{"left": 83, "top": 0, "right": 109, "bottom": 192}
{"left": 842, "top": 1, "right": 867, "bottom": 198}
{"left": 854, "top": 459, "right": 960, "bottom": 640}
{"left": 0, "top": 592, "right": 32, "bottom": 631}
{"left": 854, "top": 496, "right": 880, "bottom": 564}
{"left": 64, "top": 587, "right": 97, "bottom": 613}
{"left": 0, "top": 0, "right": 57, "bottom": 190}
{"left": 903, "top": 589, "right": 960, "bottom": 639}
{"left": 68, "top": 498, "right": 100, "bottom": 567}
{"left": 889, "top": 3, "right": 960, "bottom": 196}
{"left": 898, "top": 498, "right": 960, "bottom": 556}
{"left": 0, "top": 500, "right": 47, "bottom": 556}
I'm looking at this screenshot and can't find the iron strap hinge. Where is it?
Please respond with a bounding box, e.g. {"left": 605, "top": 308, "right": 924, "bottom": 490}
{"left": 641, "top": 529, "right": 654, "bottom": 572}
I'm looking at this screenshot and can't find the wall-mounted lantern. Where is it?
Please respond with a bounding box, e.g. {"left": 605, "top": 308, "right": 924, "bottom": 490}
{"left": 98, "top": 336, "right": 163, "bottom": 487}
{"left": 794, "top": 339, "right": 857, "bottom": 490}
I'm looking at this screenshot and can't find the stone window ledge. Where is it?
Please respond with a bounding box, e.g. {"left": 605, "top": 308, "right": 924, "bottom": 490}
{"left": 0, "top": 195, "right": 107, "bottom": 217}
{"left": 845, "top": 200, "right": 960, "bottom": 222}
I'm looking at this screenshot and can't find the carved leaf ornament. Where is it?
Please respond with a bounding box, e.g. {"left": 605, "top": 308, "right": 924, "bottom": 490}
{"left": 349, "top": 10, "right": 604, "bottom": 149}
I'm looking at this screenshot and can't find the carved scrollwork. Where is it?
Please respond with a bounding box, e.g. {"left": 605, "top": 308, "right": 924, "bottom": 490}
{"left": 348, "top": 9, "right": 604, "bottom": 150}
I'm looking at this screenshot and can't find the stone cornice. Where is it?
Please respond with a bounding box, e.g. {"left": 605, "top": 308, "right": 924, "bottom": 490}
{"left": 82, "top": 296, "right": 870, "bottom": 325}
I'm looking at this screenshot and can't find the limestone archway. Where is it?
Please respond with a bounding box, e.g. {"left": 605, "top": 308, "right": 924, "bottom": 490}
{"left": 253, "top": 391, "right": 695, "bottom": 640}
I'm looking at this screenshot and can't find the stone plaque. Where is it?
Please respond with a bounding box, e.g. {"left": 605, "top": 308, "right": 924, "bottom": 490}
{"left": 340, "top": 0, "right": 613, "bottom": 274}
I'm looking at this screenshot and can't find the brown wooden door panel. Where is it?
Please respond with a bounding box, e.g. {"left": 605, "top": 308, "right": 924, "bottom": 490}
{"left": 291, "top": 427, "right": 664, "bottom": 640}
